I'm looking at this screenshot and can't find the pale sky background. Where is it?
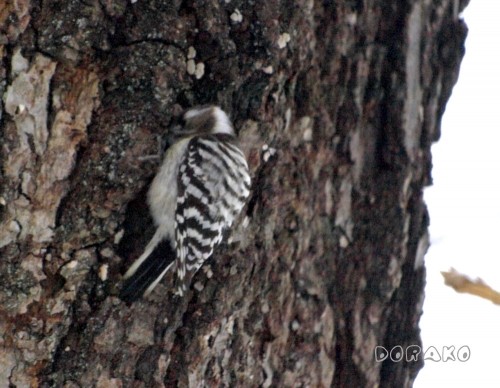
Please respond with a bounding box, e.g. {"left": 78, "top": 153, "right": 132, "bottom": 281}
{"left": 415, "top": 1, "right": 500, "bottom": 387}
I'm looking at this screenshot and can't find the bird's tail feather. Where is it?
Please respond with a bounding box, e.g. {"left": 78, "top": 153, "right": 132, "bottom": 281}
{"left": 119, "top": 234, "right": 175, "bottom": 303}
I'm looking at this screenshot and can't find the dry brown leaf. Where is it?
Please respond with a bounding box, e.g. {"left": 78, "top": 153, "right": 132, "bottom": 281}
{"left": 441, "top": 268, "right": 500, "bottom": 305}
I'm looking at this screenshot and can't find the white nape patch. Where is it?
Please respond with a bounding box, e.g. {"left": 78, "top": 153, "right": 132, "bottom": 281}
{"left": 211, "top": 107, "right": 235, "bottom": 135}
{"left": 184, "top": 106, "right": 212, "bottom": 120}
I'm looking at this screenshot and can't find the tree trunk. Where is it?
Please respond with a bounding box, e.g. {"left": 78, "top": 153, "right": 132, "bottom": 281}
{"left": 0, "top": 0, "right": 468, "bottom": 386}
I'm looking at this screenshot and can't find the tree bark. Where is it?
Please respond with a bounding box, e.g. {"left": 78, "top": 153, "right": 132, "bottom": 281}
{"left": 0, "top": 0, "right": 468, "bottom": 386}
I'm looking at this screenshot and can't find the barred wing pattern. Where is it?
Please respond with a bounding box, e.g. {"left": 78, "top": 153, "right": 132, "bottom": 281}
{"left": 174, "top": 133, "right": 251, "bottom": 295}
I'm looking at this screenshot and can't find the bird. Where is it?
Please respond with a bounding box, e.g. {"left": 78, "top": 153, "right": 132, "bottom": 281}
{"left": 119, "top": 106, "right": 251, "bottom": 302}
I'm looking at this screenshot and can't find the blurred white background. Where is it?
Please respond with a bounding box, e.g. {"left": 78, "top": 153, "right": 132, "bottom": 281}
{"left": 416, "top": 1, "right": 500, "bottom": 387}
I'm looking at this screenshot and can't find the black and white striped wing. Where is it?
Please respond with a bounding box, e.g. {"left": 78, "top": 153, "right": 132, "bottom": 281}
{"left": 174, "top": 134, "right": 251, "bottom": 295}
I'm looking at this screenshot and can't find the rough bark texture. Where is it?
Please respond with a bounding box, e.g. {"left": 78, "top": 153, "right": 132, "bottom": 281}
{"left": 1, "top": 0, "right": 468, "bottom": 386}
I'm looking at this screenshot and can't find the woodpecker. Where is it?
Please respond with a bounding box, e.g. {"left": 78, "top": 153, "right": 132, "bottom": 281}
{"left": 120, "top": 106, "right": 251, "bottom": 302}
